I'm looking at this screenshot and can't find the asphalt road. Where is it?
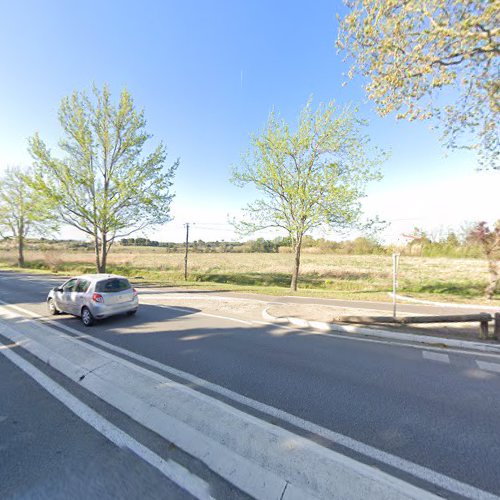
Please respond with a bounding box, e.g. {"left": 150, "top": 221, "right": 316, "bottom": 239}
{"left": 1, "top": 270, "right": 500, "bottom": 498}
{"left": 0, "top": 346, "right": 189, "bottom": 500}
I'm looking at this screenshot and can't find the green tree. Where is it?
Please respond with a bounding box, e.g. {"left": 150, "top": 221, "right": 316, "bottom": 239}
{"left": 232, "top": 99, "right": 384, "bottom": 291}
{"left": 248, "top": 238, "right": 277, "bottom": 253}
{"left": 445, "top": 231, "right": 460, "bottom": 247}
{"left": 337, "top": 0, "right": 500, "bottom": 169}
{"left": 29, "top": 85, "right": 177, "bottom": 273}
{"left": 0, "top": 167, "right": 58, "bottom": 266}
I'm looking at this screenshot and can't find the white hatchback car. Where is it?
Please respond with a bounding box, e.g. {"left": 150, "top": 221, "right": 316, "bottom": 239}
{"left": 47, "top": 274, "right": 139, "bottom": 326}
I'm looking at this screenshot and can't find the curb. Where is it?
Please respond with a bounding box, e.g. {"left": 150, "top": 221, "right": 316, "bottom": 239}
{"left": 262, "top": 307, "right": 500, "bottom": 354}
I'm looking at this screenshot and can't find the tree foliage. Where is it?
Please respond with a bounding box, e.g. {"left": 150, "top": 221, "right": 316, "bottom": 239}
{"left": 0, "top": 166, "right": 58, "bottom": 266}
{"left": 29, "top": 84, "right": 177, "bottom": 272}
{"left": 337, "top": 0, "right": 500, "bottom": 169}
{"left": 232, "top": 99, "right": 384, "bottom": 290}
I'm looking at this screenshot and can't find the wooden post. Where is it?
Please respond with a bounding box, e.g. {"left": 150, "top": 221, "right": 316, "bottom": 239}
{"left": 493, "top": 313, "right": 500, "bottom": 340}
{"left": 479, "top": 316, "right": 489, "bottom": 340}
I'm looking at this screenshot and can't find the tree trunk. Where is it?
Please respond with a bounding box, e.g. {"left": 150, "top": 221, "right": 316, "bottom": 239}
{"left": 94, "top": 232, "right": 102, "bottom": 273}
{"left": 485, "top": 259, "right": 498, "bottom": 300}
{"left": 100, "top": 234, "right": 108, "bottom": 273}
{"left": 17, "top": 232, "right": 24, "bottom": 267}
{"left": 290, "top": 236, "right": 302, "bottom": 292}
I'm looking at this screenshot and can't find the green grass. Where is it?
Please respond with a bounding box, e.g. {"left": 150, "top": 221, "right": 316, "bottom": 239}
{"left": 0, "top": 245, "right": 498, "bottom": 305}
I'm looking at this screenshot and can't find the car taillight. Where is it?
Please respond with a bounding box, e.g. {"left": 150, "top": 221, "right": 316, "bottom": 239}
{"left": 133, "top": 288, "right": 138, "bottom": 297}
{"left": 92, "top": 293, "right": 104, "bottom": 303}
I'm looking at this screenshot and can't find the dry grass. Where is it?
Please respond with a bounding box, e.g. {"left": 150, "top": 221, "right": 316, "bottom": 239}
{"left": 0, "top": 245, "right": 498, "bottom": 304}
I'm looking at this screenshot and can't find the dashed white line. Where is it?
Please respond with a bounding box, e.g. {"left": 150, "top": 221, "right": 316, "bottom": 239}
{"left": 476, "top": 361, "right": 500, "bottom": 374}
{"left": 141, "top": 302, "right": 255, "bottom": 325}
{"left": 422, "top": 351, "right": 450, "bottom": 363}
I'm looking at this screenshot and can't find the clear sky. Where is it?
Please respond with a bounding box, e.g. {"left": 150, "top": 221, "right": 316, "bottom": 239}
{"left": 0, "top": 0, "right": 498, "bottom": 243}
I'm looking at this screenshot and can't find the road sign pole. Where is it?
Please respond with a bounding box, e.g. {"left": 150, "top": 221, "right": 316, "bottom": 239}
{"left": 392, "top": 253, "right": 400, "bottom": 318}
{"left": 184, "top": 223, "right": 190, "bottom": 281}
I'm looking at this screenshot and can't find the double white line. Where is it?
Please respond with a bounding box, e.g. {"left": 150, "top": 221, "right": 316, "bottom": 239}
{"left": 1, "top": 345, "right": 213, "bottom": 499}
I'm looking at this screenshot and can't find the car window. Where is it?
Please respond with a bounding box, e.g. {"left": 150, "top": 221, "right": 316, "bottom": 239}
{"left": 95, "top": 278, "right": 131, "bottom": 293}
{"left": 75, "top": 279, "right": 90, "bottom": 293}
{"left": 62, "top": 279, "right": 77, "bottom": 292}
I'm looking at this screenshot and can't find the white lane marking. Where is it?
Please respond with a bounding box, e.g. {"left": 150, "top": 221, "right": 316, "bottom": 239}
{"left": 422, "top": 351, "right": 450, "bottom": 363}
{"left": 0, "top": 345, "right": 213, "bottom": 500}
{"left": 138, "top": 292, "right": 271, "bottom": 304}
{"left": 476, "top": 361, "right": 500, "bottom": 374}
{"left": 0, "top": 302, "right": 496, "bottom": 500}
{"left": 152, "top": 303, "right": 254, "bottom": 325}
{"left": 0, "top": 275, "right": 61, "bottom": 282}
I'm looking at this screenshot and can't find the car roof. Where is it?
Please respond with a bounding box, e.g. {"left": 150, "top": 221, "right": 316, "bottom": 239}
{"left": 73, "top": 274, "right": 128, "bottom": 282}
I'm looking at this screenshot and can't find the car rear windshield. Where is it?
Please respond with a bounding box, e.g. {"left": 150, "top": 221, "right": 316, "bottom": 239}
{"left": 95, "top": 278, "right": 132, "bottom": 293}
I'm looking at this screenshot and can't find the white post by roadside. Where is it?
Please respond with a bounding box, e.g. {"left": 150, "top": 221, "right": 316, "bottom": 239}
{"left": 392, "top": 252, "right": 400, "bottom": 318}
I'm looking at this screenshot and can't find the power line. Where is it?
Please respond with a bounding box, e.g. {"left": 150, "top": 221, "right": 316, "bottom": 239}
{"left": 194, "top": 222, "right": 234, "bottom": 226}
{"left": 190, "top": 227, "right": 236, "bottom": 232}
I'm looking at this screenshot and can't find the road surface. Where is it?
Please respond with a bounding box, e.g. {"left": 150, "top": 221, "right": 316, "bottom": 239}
{"left": 1, "top": 270, "right": 500, "bottom": 499}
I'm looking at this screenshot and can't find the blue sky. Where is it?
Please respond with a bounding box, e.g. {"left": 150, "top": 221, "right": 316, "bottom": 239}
{"left": 0, "top": 0, "right": 497, "bottom": 243}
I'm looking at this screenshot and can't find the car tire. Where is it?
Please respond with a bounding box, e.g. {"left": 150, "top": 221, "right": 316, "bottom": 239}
{"left": 81, "top": 307, "right": 95, "bottom": 327}
{"left": 126, "top": 309, "right": 137, "bottom": 316}
{"left": 47, "top": 298, "right": 60, "bottom": 315}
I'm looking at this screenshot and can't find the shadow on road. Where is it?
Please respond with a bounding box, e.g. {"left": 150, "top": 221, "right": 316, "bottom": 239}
{"left": 48, "top": 303, "right": 201, "bottom": 332}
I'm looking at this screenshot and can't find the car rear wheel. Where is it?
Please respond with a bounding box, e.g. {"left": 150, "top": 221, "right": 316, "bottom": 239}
{"left": 126, "top": 309, "right": 137, "bottom": 316}
{"left": 81, "top": 307, "right": 95, "bottom": 327}
{"left": 47, "top": 298, "right": 60, "bottom": 315}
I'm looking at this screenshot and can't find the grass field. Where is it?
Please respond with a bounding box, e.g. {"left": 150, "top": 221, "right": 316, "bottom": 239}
{"left": 0, "top": 245, "right": 498, "bottom": 304}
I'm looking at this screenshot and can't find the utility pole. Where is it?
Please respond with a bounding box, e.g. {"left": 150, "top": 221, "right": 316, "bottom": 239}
{"left": 184, "top": 223, "right": 190, "bottom": 280}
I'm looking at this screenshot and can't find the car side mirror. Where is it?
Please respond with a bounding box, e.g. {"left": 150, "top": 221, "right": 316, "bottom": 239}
{"left": 54, "top": 286, "right": 63, "bottom": 293}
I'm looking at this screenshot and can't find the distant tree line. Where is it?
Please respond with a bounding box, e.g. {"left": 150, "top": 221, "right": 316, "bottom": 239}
{"left": 120, "top": 238, "right": 161, "bottom": 247}
{"left": 119, "top": 237, "right": 278, "bottom": 252}
{"left": 114, "top": 230, "right": 490, "bottom": 258}
{"left": 0, "top": 230, "right": 490, "bottom": 260}
{"left": 119, "top": 236, "right": 292, "bottom": 253}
